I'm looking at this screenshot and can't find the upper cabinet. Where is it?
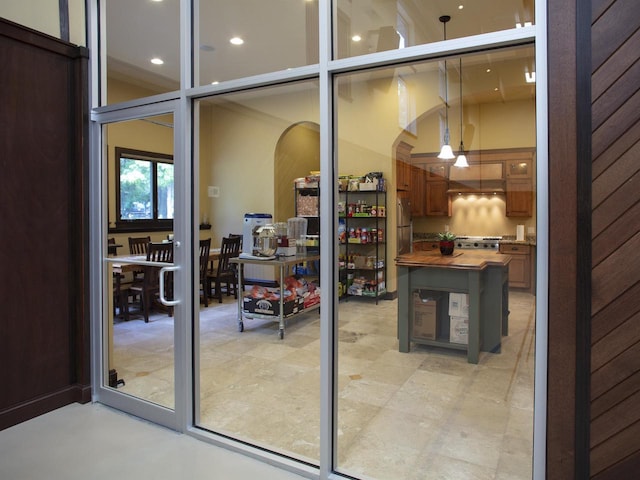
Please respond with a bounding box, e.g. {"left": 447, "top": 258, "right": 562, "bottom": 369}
{"left": 409, "top": 149, "right": 535, "bottom": 218}
{"left": 395, "top": 141, "right": 413, "bottom": 192}
{"left": 409, "top": 164, "right": 425, "bottom": 217}
{"left": 506, "top": 159, "right": 532, "bottom": 179}
{"left": 505, "top": 157, "right": 534, "bottom": 217}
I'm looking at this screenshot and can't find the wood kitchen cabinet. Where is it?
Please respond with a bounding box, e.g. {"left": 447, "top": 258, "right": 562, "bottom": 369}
{"left": 506, "top": 178, "right": 533, "bottom": 217}
{"left": 506, "top": 158, "right": 533, "bottom": 217}
{"left": 410, "top": 164, "right": 425, "bottom": 216}
{"left": 395, "top": 141, "right": 414, "bottom": 191}
{"left": 424, "top": 161, "right": 451, "bottom": 216}
{"left": 426, "top": 181, "right": 451, "bottom": 216}
{"left": 413, "top": 240, "right": 440, "bottom": 251}
{"left": 499, "top": 243, "right": 534, "bottom": 292}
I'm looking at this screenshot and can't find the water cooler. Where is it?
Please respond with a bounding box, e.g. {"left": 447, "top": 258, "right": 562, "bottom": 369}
{"left": 242, "top": 213, "right": 272, "bottom": 255}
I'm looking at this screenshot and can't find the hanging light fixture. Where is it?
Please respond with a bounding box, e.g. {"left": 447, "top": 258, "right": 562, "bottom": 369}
{"left": 437, "top": 15, "right": 455, "bottom": 160}
{"left": 454, "top": 57, "right": 470, "bottom": 167}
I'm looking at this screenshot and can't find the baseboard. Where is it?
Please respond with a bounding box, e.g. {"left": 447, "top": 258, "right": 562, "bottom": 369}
{"left": 0, "top": 383, "right": 91, "bottom": 431}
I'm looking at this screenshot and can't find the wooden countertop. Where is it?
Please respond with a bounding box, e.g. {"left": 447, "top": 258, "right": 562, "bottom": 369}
{"left": 395, "top": 250, "right": 511, "bottom": 270}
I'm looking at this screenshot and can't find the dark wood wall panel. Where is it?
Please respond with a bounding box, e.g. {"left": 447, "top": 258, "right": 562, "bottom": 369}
{"left": 591, "top": 0, "right": 640, "bottom": 476}
{"left": 0, "top": 19, "right": 90, "bottom": 430}
{"left": 547, "top": 0, "right": 580, "bottom": 477}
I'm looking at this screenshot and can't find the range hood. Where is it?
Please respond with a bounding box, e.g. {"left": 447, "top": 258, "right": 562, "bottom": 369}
{"left": 447, "top": 163, "right": 506, "bottom": 194}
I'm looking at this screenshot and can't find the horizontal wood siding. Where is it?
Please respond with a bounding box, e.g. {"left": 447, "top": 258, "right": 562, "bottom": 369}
{"left": 591, "top": 0, "right": 640, "bottom": 477}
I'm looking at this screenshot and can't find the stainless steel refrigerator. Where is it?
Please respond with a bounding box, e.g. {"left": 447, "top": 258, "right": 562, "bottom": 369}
{"left": 397, "top": 197, "right": 412, "bottom": 255}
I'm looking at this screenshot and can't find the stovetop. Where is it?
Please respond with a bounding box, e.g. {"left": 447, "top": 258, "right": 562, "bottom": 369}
{"left": 455, "top": 236, "right": 502, "bottom": 250}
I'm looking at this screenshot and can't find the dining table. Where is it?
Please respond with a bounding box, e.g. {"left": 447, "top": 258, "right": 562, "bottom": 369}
{"left": 109, "top": 248, "right": 220, "bottom": 274}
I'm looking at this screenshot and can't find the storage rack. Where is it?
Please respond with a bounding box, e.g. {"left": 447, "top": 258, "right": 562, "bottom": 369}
{"left": 294, "top": 181, "right": 320, "bottom": 252}
{"left": 338, "top": 186, "right": 387, "bottom": 304}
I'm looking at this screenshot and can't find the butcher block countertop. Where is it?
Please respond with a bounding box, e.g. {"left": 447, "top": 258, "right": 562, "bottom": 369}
{"left": 395, "top": 250, "right": 511, "bottom": 270}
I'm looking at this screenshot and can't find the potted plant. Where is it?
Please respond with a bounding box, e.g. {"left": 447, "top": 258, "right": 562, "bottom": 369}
{"left": 438, "top": 232, "right": 457, "bottom": 255}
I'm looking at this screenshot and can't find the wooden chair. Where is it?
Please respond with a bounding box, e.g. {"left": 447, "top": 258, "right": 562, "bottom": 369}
{"left": 207, "top": 235, "right": 242, "bottom": 303}
{"left": 110, "top": 238, "right": 129, "bottom": 320}
{"left": 199, "top": 238, "right": 211, "bottom": 307}
{"left": 130, "top": 242, "right": 174, "bottom": 322}
{"left": 128, "top": 236, "right": 151, "bottom": 281}
{"left": 228, "top": 233, "right": 243, "bottom": 251}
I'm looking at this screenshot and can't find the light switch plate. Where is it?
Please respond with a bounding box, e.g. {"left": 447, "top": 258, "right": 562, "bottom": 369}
{"left": 208, "top": 186, "right": 220, "bottom": 198}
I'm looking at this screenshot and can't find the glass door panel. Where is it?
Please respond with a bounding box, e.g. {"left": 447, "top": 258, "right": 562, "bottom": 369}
{"left": 101, "top": 112, "right": 181, "bottom": 421}
{"left": 334, "top": 47, "right": 536, "bottom": 479}
{"left": 194, "top": 81, "right": 321, "bottom": 464}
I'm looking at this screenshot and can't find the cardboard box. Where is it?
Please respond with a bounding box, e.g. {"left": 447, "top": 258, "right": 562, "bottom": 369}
{"left": 413, "top": 291, "right": 438, "bottom": 340}
{"left": 448, "top": 292, "right": 469, "bottom": 317}
{"left": 243, "top": 295, "right": 303, "bottom": 317}
{"left": 449, "top": 316, "right": 469, "bottom": 344}
{"left": 303, "top": 291, "right": 321, "bottom": 309}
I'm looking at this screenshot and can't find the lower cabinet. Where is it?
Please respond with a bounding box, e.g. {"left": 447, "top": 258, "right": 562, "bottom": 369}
{"left": 499, "top": 243, "right": 534, "bottom": 292}
{"left": 413, "top": 240, "right": 439, "bottom": 251}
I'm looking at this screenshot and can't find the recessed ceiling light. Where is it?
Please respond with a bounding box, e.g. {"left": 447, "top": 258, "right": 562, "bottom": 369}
{"left": 229, "top": 37, "right": 244, "bottom": 45}
{"left": 494, "top": 87, "right": 499, "bottom": 91}
{"left": 211, "top": 81, "right": 219, "bottom": 85}
{"left": 486, "top": 68, "right": 491, "bottom": 73}
{"left": 352, "top": 34, "right": 362, "bottom": 42}
{"left": 151, "top": 57, "right": 164, "bottom": 65}
{"left": 458, "top": 4, "right": 464, "bottom": 9}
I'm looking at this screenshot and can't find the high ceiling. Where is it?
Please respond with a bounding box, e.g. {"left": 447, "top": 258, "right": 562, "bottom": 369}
{"left": 104, "top": 0, "right": 535, "bottom": 104}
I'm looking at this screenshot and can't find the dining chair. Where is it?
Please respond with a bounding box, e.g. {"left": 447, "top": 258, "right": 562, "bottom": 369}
{"left": 207, "top": 235, "right": 242, "bottom": 303}
{"left": 199, "top": 238, "right": 211, "bottom": 307}
{"left": 228, "top": 233, "right": 243, "bottom": 251}
{"left": 110, "top": 238, "right": 129, "bottom": 320}
{"left": 128, "top": 236, "right": 151, "bottom": 281}
{"left": 130, "top": 241, "right": 174, "bottom": 322}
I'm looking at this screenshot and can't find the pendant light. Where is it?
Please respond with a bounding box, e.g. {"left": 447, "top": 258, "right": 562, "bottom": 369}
{"left": 437, "top": 15, "right": 455, "bottom": 160}
{"left": 453, "top": 57, "right": 470, "bottom": 168}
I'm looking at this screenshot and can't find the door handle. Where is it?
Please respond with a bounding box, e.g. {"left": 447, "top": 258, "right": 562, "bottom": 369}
{"left": 159, "top": 265, "right": 180, "bottom": 306}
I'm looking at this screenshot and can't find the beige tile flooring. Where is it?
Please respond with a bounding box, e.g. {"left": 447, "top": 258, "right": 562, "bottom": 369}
{"left": 113, "top": 290, "right": 535, "bottom": 480}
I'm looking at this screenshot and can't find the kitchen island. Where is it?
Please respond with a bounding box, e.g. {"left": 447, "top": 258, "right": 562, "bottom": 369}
{"left": 395, "top": 250, "right": 511, "bottom": 363}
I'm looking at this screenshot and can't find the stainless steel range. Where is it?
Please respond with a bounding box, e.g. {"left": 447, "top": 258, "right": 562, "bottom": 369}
{"left": 455, "top": 236, "right": 502, "bottom": 250}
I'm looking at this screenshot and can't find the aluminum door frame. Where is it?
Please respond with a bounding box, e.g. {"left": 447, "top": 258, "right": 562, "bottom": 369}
{"left": 89, "top": 100, "right": 192, "bottom": 432}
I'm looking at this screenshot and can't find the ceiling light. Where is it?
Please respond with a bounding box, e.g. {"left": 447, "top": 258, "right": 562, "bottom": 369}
{"left": 458, "top": 4, "right": 464, "bottom": 9}
{"left": 437, "top": 16, "right": 455, "bottom": 161}
{"left": 229, "top": 37, "right": 244, "bottom": 45}
{"left": 486, "top": 68, "right": 491, "bottom": 73}
{"left": 454, "top": 57, "right": 469, "bottom": 168}
{"left": 352, "top": 35, "right": 362, "bottom": 42}
{"left": 211, "top": 81, "right": 219, "bottom": 85}
{"left": 150, "top": 57, "right": 164, "bottom": 65}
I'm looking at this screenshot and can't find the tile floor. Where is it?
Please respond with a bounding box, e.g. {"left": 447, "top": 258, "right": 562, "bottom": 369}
{"left": 109, "top": 290, "right": 535, "bottom": 479}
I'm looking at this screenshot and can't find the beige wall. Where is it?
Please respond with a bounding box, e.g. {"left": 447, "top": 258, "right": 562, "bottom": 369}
{"left": 199, "top": 86, "right": 320, "bottom": 247}
{"left": 1, "top": 0, "right": 86, "bottom": 46}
